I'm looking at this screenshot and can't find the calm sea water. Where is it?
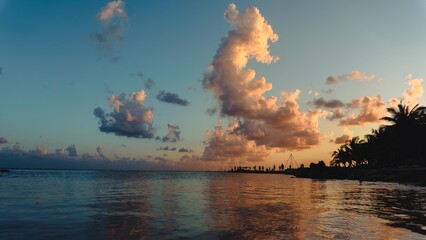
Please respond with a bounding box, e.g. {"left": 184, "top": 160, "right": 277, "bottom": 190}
{"left": 0, "top": 170, "right": 425, "bottom": 240}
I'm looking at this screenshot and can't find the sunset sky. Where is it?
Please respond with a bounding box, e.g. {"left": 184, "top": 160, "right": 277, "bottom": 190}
{"left": 0, "top": 0, "right": 425, "bottom": 170}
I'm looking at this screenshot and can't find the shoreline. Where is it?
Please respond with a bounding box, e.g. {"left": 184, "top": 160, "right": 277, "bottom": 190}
{"left": 228, "top": 167, "right": 426, "bottom": 187}
{"left": 286, "top": 167, "right": 426, "bottom": 187}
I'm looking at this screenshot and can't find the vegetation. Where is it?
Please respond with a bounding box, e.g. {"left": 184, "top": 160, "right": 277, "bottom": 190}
{"left": 331, "top": 103, "right": 426, "bottom": 168}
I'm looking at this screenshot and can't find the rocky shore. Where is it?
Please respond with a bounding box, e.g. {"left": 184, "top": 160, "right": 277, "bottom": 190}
{"left": 284, "top": 167, "right": 426, "bottom": 187}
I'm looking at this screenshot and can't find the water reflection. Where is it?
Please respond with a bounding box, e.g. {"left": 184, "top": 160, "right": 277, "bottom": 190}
{"left": 0, "top": 170, "right": 425, "bottom": 239}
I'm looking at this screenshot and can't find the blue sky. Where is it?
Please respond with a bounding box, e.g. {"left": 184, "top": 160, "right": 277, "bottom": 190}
{"left": 1, "top": 0, "right": 425, "bottom": 170}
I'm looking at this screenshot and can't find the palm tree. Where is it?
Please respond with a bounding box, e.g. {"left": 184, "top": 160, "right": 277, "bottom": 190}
{"left": 331, "top": 146, "right": 350, "bottom": 167}
{"left": 363, "top": 126, "right": 393, "bottom": 167}
{"left": 381, "top": 103, "right": 426, "bottom": 166}
{"left": 346, "top": 137, "right": 366, "bottom": 167}
{"left": 381, "top": 104, "right": 425, "bottom": 127}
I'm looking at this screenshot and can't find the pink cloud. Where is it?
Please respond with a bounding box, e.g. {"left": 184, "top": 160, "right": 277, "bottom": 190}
{"left": 202, "top": 4, "right": 323, "bottom": 162}
{"left": 326, "top": 70, "right": 377, "bottom": 85}
{"left": 339, "top": 96, "right": 386, "bottom": 126}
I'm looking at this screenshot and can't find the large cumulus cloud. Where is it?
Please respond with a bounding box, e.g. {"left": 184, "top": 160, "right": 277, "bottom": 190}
{"left": 202, "top": 4, "right": 323, "bottom": 162}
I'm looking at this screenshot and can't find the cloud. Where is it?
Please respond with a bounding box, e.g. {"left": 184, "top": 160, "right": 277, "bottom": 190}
{"left": 156, "top": 91, "right": 189, "bottom": 106}
{"left": 326, "top": 70, "right": 377, "bottom": 85}
{"left": 12, "top": 143, "right": 21, "bottom": 152}
{"left": 389, "top": 75, "right": 424, "bottom": 108}
{"left": 202, "top": 4, "right": 323, "bottom": 162}
{"left": 93, "top": 0, "right": 127, "bottom": 62}
{"left": 206, "top": 107, "right": 218, "bottom": 116}
{"left": 178, "top": 147, "right": 193, "bottom": 153}
{"left": 331, "top": 127, "right": 353, "bottom": 144}
{"left": 92, "top": 25, "right": 124, "bottom": 51}
{"left": 153, "top": 156, "right": 168, "bottom": 163}
{"left": 30, "top": 146, "right": 49, "bottom": 156}
{"left": 135, "top": 71, "right": 144, "bottom": 79}
{"left": 134, "top": 72, "right": 154, "bottom": 90}
{"left": 339, "top": 95, "right": 386, "bottom": 126}
{"left": 93, "top": 89, "right": 156, "bottom": 138}
{"left": 66, "top": 144, "right": 78, "bottom": 157}
{"left": 97, "top": 0, "right": 127, "bottom": 23}
{"left": 326, "top": 108, "right": 344, "bottom": 121}
{"left": 311, "top": 98, "right": 344, "bottom": 109}
{"left": 322, "top": 89, "right": 334, "bottom": 94}
{"left": 333, "top": 134, "right": 351, "bottom": 144}
{"left": 97, "top": 145, "right": 106, "bottom": 159}
{"left": 55, "top": 149, "right": 66, "bottom": 155}
{"left": 144, "top": 78, "right": 154, "bottom": 90}
{"left": 308, "top": 90, "right": 319, "bottom": 97}
{"left": 403, "top": 75, "right": 424, "bottom": 106}
{"left": 0, "top": 136, "right": 7, "bottom": 144}
{"left": 0, "top": 149, "right": 171, "bottom": 171}
{"left": 158, "top": 124, "right": 182, "bottom": 142}
{"left": 157, "top": 146, "right": 177, "bottom": 151}
{"left": 203, "top": 120, "right": 273, "bottom": 162}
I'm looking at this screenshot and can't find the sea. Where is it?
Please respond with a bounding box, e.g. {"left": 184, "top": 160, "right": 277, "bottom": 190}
{"left": 0, "top": 170, "right": 425, "bottom": 239}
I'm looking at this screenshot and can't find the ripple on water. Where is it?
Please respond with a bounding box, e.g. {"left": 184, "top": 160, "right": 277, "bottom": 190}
{"left": 0, "top": 170, "right": 425, "bottom": 239}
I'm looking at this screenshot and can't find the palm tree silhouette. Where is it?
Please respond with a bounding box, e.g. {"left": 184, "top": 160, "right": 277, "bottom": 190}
{"left": 381, "top": 103, "right": 426, "bottom": 166}
{"left": 331, "top": 146, "right": 350, "bottom": 167}
{"left": 346, "top": 137, "right": 366, "bottom": 167}
{"left": 330, "top": 103, "right": 426, "bottom": 168}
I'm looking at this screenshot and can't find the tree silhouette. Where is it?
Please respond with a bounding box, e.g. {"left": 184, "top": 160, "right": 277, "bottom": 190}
{"left": 331, "top": 103, "right": 426, "bottom": 168}
{"left": 380, "top": 103, "right": 426, "bottom": 166}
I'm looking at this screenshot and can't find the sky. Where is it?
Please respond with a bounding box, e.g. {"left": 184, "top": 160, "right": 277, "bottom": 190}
{"left": 0, "top": 0, "right": 425, "bottom": 170}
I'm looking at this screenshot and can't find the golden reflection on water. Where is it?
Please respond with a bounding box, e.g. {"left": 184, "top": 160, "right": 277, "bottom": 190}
{"left": 0, "top": 170, "right": 425, "bottom": 239}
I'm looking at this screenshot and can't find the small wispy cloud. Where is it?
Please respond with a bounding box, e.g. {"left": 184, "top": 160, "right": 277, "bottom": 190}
{"left": 326, "top": 70, "right": 377, "bottom": 85}
{"left": 322, "top": 88, "right": 334, "bottom": 94}
{"left": 30, "top": 146, "right": 49, "bottom": 156}
{"left": 157, "top": 124, "right": 182, "bottom": 143}
{"left": 133, "top": 71, "right": 154, "bottom": 90}
{"left": 178, "top": 147, "right": 193, "bottom": 153}
{"left": 156, "top": 91, "right": 189, "bottom": 106}
{"left": 308, "top": 90, "right": 319, "bottom": 97}
{"left": 97, "top": 0, "right": 127, "bottom": 24}
{"left": 206, "top": 107, "right": 218, "bottom": 116}
{"left": 156, "top": 146, "right": 177, "bottom": 151}
{"left": 326, "top": 108, "right": 344, "bottom": 121}
{"left": 66, "top": 144, "right": 78, "bottom": 157}
{"left": 144, "top": 79, "right": 154, "bottom": 90}
{"left": 93, "top": 0, "right": 128, "bottom": 62}
{"left": 96, "top": 145, "right": 106, "bottom": 159}
{"left": 330, "top": 127, "right": 353, "bottom": 144}
{"left": 135, "top": 71, "right": 144, "bottom": 79}
{"left": 311, "top": 98, "right": 344, "bottom": 109}
{"left": 0, "top": 136, "right": 8, "bottom": 144}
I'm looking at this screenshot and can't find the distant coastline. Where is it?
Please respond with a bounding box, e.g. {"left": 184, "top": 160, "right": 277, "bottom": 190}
{"left": 228, "top": 167, "right": 426, "bottom": 187}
